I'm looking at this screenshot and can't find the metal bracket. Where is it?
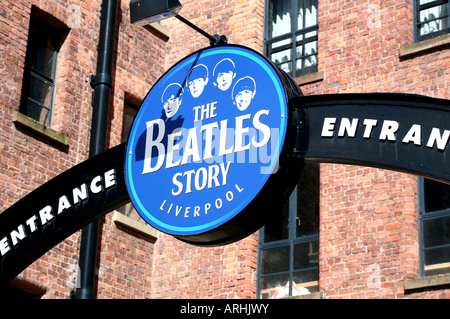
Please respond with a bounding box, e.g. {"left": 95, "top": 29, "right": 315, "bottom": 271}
{"left": 89, "top": 73, "right": 113, "bottom": 88}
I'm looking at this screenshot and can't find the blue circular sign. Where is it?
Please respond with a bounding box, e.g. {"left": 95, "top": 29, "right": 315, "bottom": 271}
{"left": 125, "top": 45, "right": 294, "bottom": 244}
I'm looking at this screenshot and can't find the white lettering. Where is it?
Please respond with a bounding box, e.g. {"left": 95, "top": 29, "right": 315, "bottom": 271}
{"left": 0, "top": 237, "right": 10, "bottom": 256}
{"left": 208, "top": 165, "right": 220, "bottom": 189}
{"left": 363, "top": 119, "right": 378, "bottom": 138}
{"left": 104, "top": 169, "right": 116, "bottom": 188}
{"left": 338, "top": 118, "right": 359, "bottom": 137}
{"left": 184, "top": 207, "right": 190, "bottom": 218}
{"left": 73, "top": 184, "right": 88, "bottom": 204}
{"left": 172, "top": 163, "right": 232, "bottom": 195}
{"left": 194, "top": 206, "right": 201, "bottom": 217}
{"left": 160, "top": 200, "right": 167, "bottom": 210}
{"left": 39, "top": 205, "right": 54, "bottom": 225}
{"left": 379, "top": 120, "right": 399, "bottom": 141}
{"left": 201, "top": 122, "right": 219, "bottom": 160}
{"left": 142, "top": 119, "right": 165, "bottom": 174}
{"left": 322, "top": 118, "right": 336, "bottom": 137}
{"left": 57, "top": 195, "right": 72, "bottom": 214}
{"left": 166, "top": 129, "right": 182, "bottom": 168}
{"left": 402, "top": 124, "right": 422, "bottom": 145}
{"left": 90, "top": 176, "right": 103, "bottom": 194}
{"left": 215, "top": 198, "right": 223, "bottom": 209}
{"left": 220, "top": 162, "right": 231, "bottom": 186}
{"left": 26, "top": 215, "right": 38, "bottom": 233}
{"left": 10, "top": 225, "right": 26, "bottom": 246}
{"left": 427, "top": 128, "right": 450, "bottom": 150}
{"left": 184, "top": 170, "right": 196, "bottom": 194}
{"left": 194, "top": 167, "right": 208, "bottom": 191}
{"left": 252, "top": 110, "right": 271, "bottom": 147}
{"left": 219, "top": 120, "right": 234, "bottom": 156}
{"left": 235, "top": 114, "right": 251, "bottom": 152}
{"left": 172, "top": 173, "right": 183, "bottom": 196}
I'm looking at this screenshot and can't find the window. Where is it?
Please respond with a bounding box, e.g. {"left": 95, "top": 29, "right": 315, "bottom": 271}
{"left": 419, "top": 178, "right": 450, "bottom": 276}
{"left": 264, "top": 0, "right": 318, "bottom": 78}
{"left": 20, "top": 15, "right": 62, "bottom": 127}
{"left": 415, "top": 0, "right": 450, "bottom": 42}
{"left": 257, "top": 164, "right": 320, "bottom": 299}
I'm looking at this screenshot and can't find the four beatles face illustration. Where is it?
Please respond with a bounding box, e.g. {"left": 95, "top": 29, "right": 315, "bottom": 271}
{"left": 161, "top": 57, "right": 256, "bottom": 117}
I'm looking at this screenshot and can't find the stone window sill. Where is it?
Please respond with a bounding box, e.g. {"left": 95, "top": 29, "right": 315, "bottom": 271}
{"left": 294, "top": 70, "right": 324, "bottom": 86}
{"left": 144, "top": 22, "right": 170, "bottom": 39}
{"left": 13, "top": 111, "right": 69, "bottom": 147}
{"left": 399, "top": 34, "right": 450, "bottom": 60}
{"left": 283, "top": 291, "right": 322, "bottom": 299}
{"left": 404, "top": 273, "right": 450, "bottom": 292}
{"left": 112, "top": 211, "right": 159, "bottom": 239}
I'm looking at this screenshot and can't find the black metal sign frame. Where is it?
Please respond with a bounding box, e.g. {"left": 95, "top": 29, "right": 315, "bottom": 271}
{"left": 1, "top": 93, "right": 450, "bottom": 286}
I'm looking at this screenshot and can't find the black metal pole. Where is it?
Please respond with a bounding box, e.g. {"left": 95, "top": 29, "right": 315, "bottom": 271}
{"left": 72, "top": 0, "right": 118, "bottom": 299}
{"left": 175, "top": 15, "right": 227, "bottom": 46}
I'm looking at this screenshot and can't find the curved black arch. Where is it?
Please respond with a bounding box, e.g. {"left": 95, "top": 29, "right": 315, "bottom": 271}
{"left": 0, "top": 144, "right": 130, "bottom": 286}
{"left": 293, "top": 93, "right": 450, "bottom": 185}
{"left": 1, "top": 93, "right": 450, "bottom": 286}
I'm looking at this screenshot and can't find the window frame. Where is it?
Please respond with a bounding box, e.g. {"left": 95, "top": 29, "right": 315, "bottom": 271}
{"left": 20, "top": 15, "right": 60, "bottom": 127}
{"left": 263, "top": 0, "right": 319, "bottom": 78}
{"left": 418, "top": 177, "right": 450, "bottom": 277}
{"left": 257, "top": 164, "right": 320, "bottom": 299}
{"left": 414, "top": 0, "right": 450, "bottom": 42}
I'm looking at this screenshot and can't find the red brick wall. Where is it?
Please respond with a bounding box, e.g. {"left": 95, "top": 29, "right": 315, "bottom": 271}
{"left": 319, "top": 165, "right": 419, "bottom": 298}
{"left": 0, "top": 0, "right": 167, "bottom": 298}
{"left": 300, "top": 0, "right": 450, "bottom": 298}
{"left": 0, "top": 0, "right": 101, "bottom": 298}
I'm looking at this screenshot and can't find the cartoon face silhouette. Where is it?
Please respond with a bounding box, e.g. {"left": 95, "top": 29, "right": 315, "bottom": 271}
{"left": 162, "top": 83, "right": 183, "bottom": 118}
{"left": 186, "top": 64, "right": 209, "bottom": 98}
{"left": 213, "top": 58, "right": 236, "bottom": 91}
{"left": 232, "top": 77, "right": 256, "bottom": 111}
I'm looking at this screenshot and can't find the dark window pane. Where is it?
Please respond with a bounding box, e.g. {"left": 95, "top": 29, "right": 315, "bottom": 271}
{"left": 423, "top": 179, "right": 450, "bottom": 212}
{"left": 423, "top": 215, "right": 450, "bottom": 248}
{"left": 296, "top": 163, "right": 320, "bottom": 237}
{"left": 264, "top": 200, "right": 289, "bottom": 243}
{"left": 293, "top": 241, "right": 319, "bottom": 270}
{"left": 25, "top": 99, "right": 50, "bottom": 124}
{"left": 28, "top": 75, "right": 53, "bottom": 108}
{"left": 424, "top": 246, "right": 450, "bottom": 267}
{"left": 30, "top": 34, "right": 57, "bottom": 79}
{"left": 260, "top": 246, "right": 290, "bottom": 275}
